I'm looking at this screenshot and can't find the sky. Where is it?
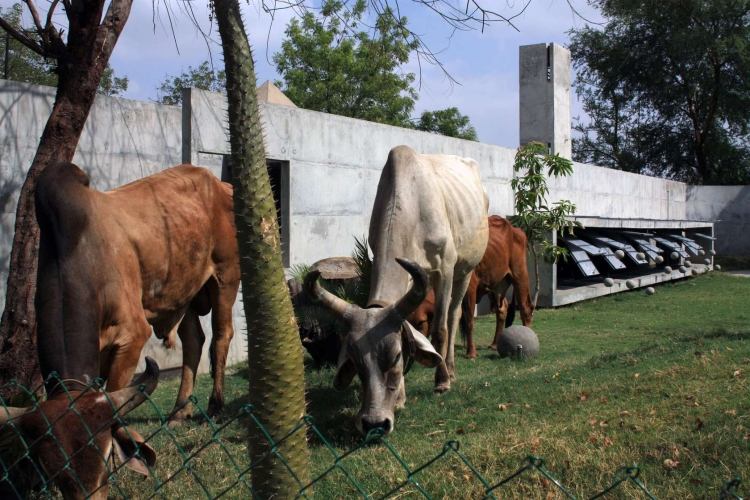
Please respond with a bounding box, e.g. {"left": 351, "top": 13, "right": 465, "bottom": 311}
{"left": 2, "top": 0, "right": 605, "bottom": 149}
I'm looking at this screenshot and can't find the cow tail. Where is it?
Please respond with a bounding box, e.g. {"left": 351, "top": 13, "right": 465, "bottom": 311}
{"left": 35, "top": 162, "right": 98, "bottom": 390}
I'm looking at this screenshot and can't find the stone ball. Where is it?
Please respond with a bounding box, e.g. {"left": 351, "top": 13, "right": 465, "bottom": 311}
{"left": 636, "top": 252, "right": 646, "bottom": 261}
{"left": 671, "top": 252, "right": 680, "bottom": 260}
{"left": 698, "top": 249, "right": 706, "bottom": 256}
{"left": 604, "top": 277, "right": 614, "bottom": 287}
{"left": 664, "top": 266, "right": 673, "bottom": 273}
{"left": 710, "top": 249, "right": 717, "bottom": 256}
{"left": 679, "top": 266, "right": 687, "bottom": 273}
{"left": 715, "top": 264, "right": 722, "bottom": 271}
{"left": 704, "top": 258, "right": 711, "bottom": 265}
{"left": 684, "top": 260, "right": 692, "bottom": 267}
{"left": 497, "top": 325, "right": 540, "bottom": 359}
{"left": 648, "top": 260, "right": 656, "bottom": 268}
{"left": 645, "top": 287, "right": 655, "bottom": 295}
{"left": 655, "top": 255, "right": 664, "bottom": 264}
{"left": 614, "top": 250, "right": 625, "bottom": 259}
{"left": 625, "top": 280, "right": 636, "bottom": 289}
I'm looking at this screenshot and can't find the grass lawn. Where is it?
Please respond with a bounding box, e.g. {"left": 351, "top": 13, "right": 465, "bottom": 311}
{"left": 120, "top": 272, "right": 749, "bottom": 499}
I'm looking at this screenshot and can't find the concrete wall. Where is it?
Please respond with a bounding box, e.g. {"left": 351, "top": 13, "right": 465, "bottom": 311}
{"left": 687, "top": 185, "right": 750, "bottom": 257}
{"left": 0, "top": 80, "right": 738, "bottom": 375}
{"left": 185, "top": 88, "right": 691, "bottom": 269}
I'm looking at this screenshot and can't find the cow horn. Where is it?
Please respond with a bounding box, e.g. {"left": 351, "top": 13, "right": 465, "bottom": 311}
{"left": 107, "top": 357, "right": 160, "bottom": 416}
{"left": 393, "top": 258, "right": 430, "bottom": 320}
{"left": 304, "top": 270, "right": 355, "bottom": 320}
{"left": 0, "top": 406, "right": 30, "bottom": 424}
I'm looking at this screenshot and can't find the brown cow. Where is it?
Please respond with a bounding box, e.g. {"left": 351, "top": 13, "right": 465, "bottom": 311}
{"left": 0, "top": 358, "right": 160, "bottom": 499}
{"left": 34, "top": 162, "right": 240, "bottom": 423}
{"left": 462, "top": 216, "right": 533, "bottom": 357}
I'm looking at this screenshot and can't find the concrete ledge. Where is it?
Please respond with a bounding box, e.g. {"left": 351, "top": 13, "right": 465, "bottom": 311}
{"left": 553, "top": 264, "right": 713, "bottom": 306}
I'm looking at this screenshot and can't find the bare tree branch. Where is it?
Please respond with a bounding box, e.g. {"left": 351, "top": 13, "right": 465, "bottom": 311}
{"left": 0, "top": 16, "right": 47, "bottom": 56}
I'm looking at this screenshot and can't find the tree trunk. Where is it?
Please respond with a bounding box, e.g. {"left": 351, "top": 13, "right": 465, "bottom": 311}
{"left": 213, "top": 0, "right": 309, "bottom": 496}
{"left": 0, "top": 1, "right": 133, "bottom": 397}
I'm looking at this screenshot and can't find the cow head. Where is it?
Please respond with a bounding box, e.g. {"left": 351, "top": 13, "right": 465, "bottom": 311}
{"left": 0, "top": 358, "right": 160, "bottom": 499}
{"left": 305, "top": 258, "right": 442, "bottom": 435}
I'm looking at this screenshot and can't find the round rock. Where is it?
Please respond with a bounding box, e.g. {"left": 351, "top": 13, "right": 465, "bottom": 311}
{"left": 684, "top": 260, "right": 692, "bottom": 267}
{"left": 636, "top": 252, "right": 646, "bottom": 261}
{"left": 715, "top": 264, "right": 722, "bottom": 271}
{"left": 710, "top": 249, "right": 717, "bottom": 256}
{"left": 698, "top": 249, "right": 706, "bottom": 256}
{"left": 625, "top": 280, "right": 636, "bottom": 289}
{"left": 648, "top": 260, "right": 656, "bottom": 268}
{"left": 655, "top": 255, "right": 664, "bottom": 264}
{"left": 704, "top": 258, "right": 711, "bottom": 265}
{"left": 645, "top": 287, "right": 655, "bottom": 295}
{"left": 497, "top": 325, "right": 539, "bottom": 359}
{"left": 670, "top": 251, "right": 680, "bottom": 260}
{"left": 664, "top": 266, "right": 673, "bottom": 273}
{"left": 679, "top": 265, "right": 687, "bottom": 273}
{"left": 614, "top": 249, "right": 625, "bottom": 259}
{"left": 603, "top": 277, "right": 615, "bottom": 287}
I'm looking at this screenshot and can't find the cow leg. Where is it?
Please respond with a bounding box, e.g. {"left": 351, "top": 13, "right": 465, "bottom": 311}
{"left": 511, "top": 244, "right": 535, "bottom": 326}
{"left": 446, "top": 273, "right": 472, "bottom": 379}
{"left": 105, "top": 318, "right": 151, "bottom": 391}
{"left": 489, "top": 281, "right": 512, "bottom": 350}
{"left": 168, "top": 309, "right": 205, "bottom": 425}
{"left": 462, "top": 277, "right": 479, "bottom": 359}
{"left": 207, "top": 280, "right": 237, "bottom": 417}
{"left": 430, "top": 271, "right": 454, "bottom": 393}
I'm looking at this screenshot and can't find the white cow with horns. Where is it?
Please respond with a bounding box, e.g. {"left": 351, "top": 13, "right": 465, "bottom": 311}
{"left": 305, "top": 145, "right": 489, "bottom": 435}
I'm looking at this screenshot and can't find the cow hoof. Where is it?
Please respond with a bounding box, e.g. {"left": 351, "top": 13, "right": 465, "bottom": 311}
{"left": 466, "top": 350, "right": 478, "bottom": 359}
{"left": 487, "top": 344, "right": 497, "bottom": 351}
{"left": 207, "top": 397, "right": 224, "bottom": 418}
{"left": 434, "top": 383, "right": 451, "bottom": 394}
{"left": 167, "top": 417, "right": 186, "bottom": 429}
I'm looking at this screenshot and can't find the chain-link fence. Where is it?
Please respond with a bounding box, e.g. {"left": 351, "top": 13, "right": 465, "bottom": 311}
{"left": 0, "top": 372, "right": 745, "bottom": 499}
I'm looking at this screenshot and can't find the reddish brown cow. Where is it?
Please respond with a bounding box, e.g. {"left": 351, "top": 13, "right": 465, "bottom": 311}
{"left": 462, "top": 216, "right": 533, "bottom": 357}
{"left": 0, "top": 358, "right": 160, "bottom": 499}
{"left": 408, "top": 216, "right": 533, "bottom": 358}
{"left": 34, "top": 162, "right": 240, "bottom": 422}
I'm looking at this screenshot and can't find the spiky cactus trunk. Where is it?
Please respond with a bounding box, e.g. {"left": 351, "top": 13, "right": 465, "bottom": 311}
{"left": 213, "top": 1, "right": 309, "bottom": 496}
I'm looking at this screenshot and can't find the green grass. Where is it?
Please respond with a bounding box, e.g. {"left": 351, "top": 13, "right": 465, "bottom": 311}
{"left": 118, "top": 272, "right": 749, "bottom": 499}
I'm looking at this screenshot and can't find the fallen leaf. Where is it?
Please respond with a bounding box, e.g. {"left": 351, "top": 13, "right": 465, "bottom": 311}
{"left": 619, "top": 410, "right": 631, "bottom": 417}
{"left": 695, "top": 417, "right": 704, "bottom": 431}
{"left": 725, "top": 409, "right": 737, "bottom": 416}
{"left": 530, "top": 437, "right": 541, "bottom": 452}
{"left": 579, "top": 392, "right": 589, "bottom": 402}
{"left": 588, "top": 433, "right": 598, "bottom": 444}
{"left": 598, "top": 396, "right": 609, "bottom": 404}
{"left": 634, "top": 373, "right": 640, "bottom": 379}
{"left": 603, "top": 436, "right": 614, "bottom": 447}
{"left": 588, "top": 418, "right": 598, "bottom": 427}
{"left": 663, "top": 458, "right": 680, "bottom": 470}
{"left": 599, "top": 420, "right": 609, "bottom": 428}
{"left": 733, "top": 369, "right": 742, "bottom": 378}
{"left": 524, "top": 403, "right": 532, "bottom": 409}
{"left": 498, "top": 403, "right": 511, "bottom": 411}
{"left": 456, "top": 427, "right": 465, "bottom": 435}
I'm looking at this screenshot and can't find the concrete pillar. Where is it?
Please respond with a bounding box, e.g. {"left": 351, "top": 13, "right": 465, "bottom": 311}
{"left": 519, "top": 43, "right": 572, "bottom": 159}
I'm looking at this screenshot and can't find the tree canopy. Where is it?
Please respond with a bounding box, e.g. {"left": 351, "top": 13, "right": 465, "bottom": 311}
{"left": 416, "top": 107, "right": 478, "bottom": 141}
{"left": 570, "top": 0, "right": 750, "bottom": 185}
{"left": 273, "top": 0, "right": 418, "bottom": 127}
{"left": 157, "top": 61, "right": 226, "bottom": 105}
{"left": 0, "top": 3, "right": 128, "bottom": 96}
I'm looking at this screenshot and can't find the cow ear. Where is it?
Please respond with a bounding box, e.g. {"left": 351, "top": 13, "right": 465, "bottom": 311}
{"left": 333, "top": 357, "right": 356, "bottom": 390}
{"left": 112, "top": 427, "right": 156, "bottom": 476}
{"left": 403, "top": 322, "right": 442, "bottom": 368}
